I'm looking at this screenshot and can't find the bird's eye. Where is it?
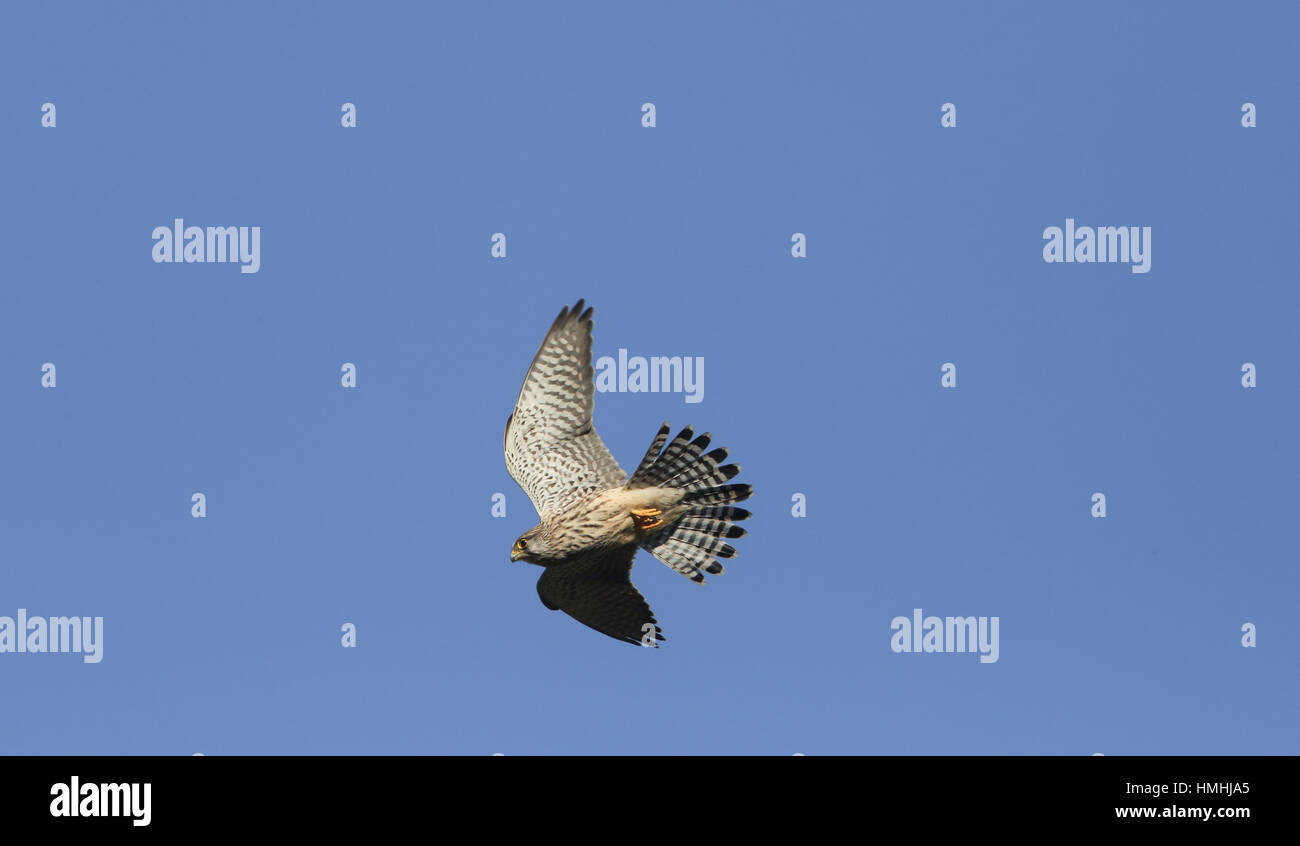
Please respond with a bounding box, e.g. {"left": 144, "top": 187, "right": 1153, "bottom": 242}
{"left": 518, "top": 539, "right": 528, "bottom": 549}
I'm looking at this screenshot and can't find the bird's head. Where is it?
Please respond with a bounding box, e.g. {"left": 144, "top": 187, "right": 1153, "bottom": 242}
{"left": 510, "top": 529, "right": 548, "bottom": 564}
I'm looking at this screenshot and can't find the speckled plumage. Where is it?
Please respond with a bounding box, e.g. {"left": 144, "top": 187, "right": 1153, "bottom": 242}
{"left": 504, "top": 300, "right": 753, "bottom": 646}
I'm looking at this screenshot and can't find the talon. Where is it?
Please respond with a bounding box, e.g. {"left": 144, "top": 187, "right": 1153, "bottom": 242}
{"left": 631, "top": 507, "right": 664, "bottom": 531}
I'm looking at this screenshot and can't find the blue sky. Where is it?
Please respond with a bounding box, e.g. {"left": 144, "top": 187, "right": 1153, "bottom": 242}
{"left": 0, "top": 1, "right": 1296, "bottom": 755}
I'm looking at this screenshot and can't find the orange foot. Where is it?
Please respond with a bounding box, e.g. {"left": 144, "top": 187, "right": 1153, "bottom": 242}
{"left": 631, "top": 507, "right": 664, "bottom": 531}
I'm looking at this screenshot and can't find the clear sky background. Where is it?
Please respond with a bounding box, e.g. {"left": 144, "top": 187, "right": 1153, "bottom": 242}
{"left": 1, "top": 2, "right": 1296, "bottom": 755}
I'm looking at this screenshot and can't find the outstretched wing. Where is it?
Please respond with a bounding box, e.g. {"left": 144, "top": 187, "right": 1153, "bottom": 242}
{"left": 505, "top": 300, "right": 626, "bottom": 516}
{"left": 536, "top": 548, "right": 665, "bottom": 646}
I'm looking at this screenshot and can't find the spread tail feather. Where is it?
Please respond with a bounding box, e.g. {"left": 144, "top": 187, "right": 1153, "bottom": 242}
{"left": 628, "top": 423, "right": 753, "bottom": 583}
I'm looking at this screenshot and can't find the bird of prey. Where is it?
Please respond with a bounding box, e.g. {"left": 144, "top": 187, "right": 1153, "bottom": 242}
{"left": 504, "top": 299, "right": 752, "bottom": 646}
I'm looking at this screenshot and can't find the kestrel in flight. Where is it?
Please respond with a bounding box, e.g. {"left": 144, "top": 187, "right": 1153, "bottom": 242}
{"left": 503, "top": 300, "right": 752, "bottom": 646}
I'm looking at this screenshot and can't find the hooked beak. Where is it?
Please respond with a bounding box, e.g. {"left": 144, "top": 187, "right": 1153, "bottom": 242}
{"left": 510, "top": 549, "right": 523, "bottom": 562}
